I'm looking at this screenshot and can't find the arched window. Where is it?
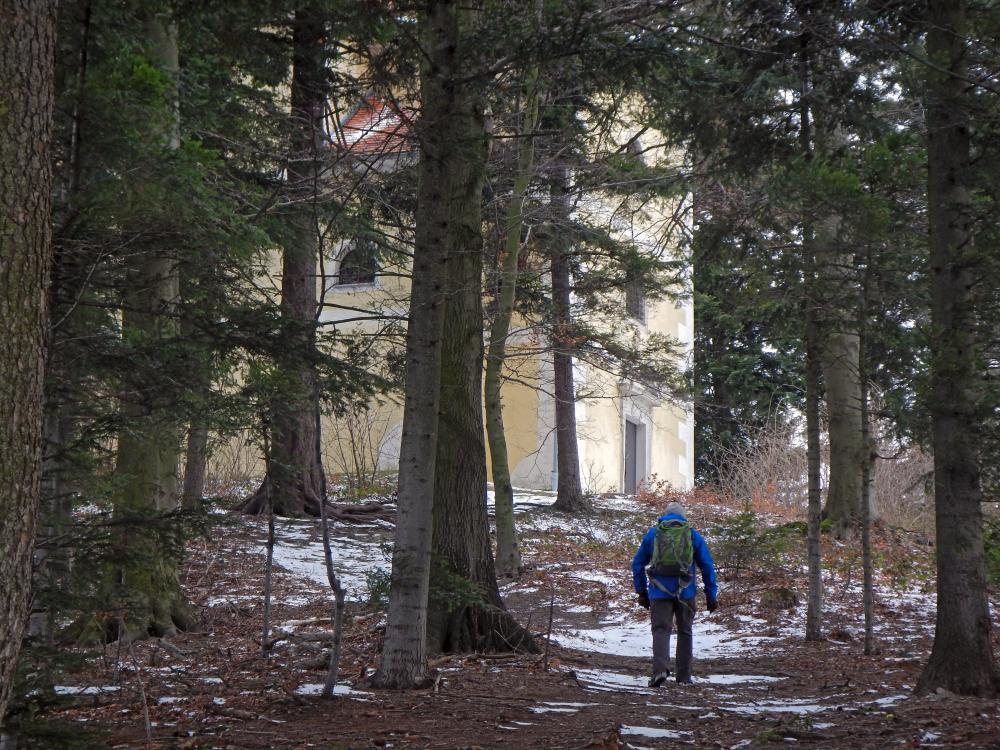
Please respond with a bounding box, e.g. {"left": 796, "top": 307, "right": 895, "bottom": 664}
{"left": 337, "top": 240, "right": 378, "bottom": 286}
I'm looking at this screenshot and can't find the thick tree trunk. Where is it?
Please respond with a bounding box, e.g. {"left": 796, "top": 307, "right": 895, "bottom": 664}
{"left": 372, "top": 0, "right": 468, "bottom": 689}
{"left": 820, "top": 325, "right": 864, "bottom": 538}
{"left": 917, "top": 0, "right": 998, "bottom": 696}
{"left": 485, "top": 68, "right": 539, "bottom": 579}
{"left": 242, "top": 5, "right": 327, "bottom": 518}
{"left": 817, "top": 215, "right": 864, "bottom": 538}
{"left": 0, "top": 0, "right": 56, "bottom": 724}
{"left": 428, "top": 95, "right": 536, "bottom": 654}
{"left": 110, "top": 12, "right": 194, "bottom": 640}
{"left": 548, "top": 165, "right": 589, "bottom": 512}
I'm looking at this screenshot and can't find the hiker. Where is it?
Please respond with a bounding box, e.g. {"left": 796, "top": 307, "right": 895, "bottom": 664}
{"left": 632, "top": 500, "right": 718, "bottom": 686}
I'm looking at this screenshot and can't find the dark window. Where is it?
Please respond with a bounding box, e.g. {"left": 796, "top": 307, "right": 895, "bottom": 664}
{"left": 337, "top": 241, "right": 378, "bottom": 285}
{"left": 625, "top": 279, "right": 645, "bottom": 323}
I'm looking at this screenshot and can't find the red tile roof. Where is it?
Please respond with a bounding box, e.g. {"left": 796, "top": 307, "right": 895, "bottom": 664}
{"left": 335, "top": 95, "right": 415, "bottom": 157}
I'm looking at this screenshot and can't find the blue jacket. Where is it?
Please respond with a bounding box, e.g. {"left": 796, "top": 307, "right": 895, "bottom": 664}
{"left": 632, "top": 512, "right": 718, "bottom": 601}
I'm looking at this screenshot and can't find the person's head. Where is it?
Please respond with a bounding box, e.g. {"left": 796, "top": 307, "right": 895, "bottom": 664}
{"left": 664, "top": 500, "right": 686, "bottom": 518}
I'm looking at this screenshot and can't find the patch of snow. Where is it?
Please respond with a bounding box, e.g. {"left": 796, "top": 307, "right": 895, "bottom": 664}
{"left": 723, "top": 698, "right": 832, "bottom": 715}
{"left": 872, "top": 694, "right": 907, "bottom": 707}
{"left": 295, "top": 683, "right": 372, "bottom": 699}
{"left": 570, "top": 570, "right": 621, "bottom": 586}
{"left": 554, "top": 616, "right": 773, "bottom": 658}
{"left": 700, "top": 674, "right": 785, "bottom": 685}
{"left": 54, "top": 686, "right": 120, "bottom": 695}
{"left": 157, "top": 696, "right": 183, "bottom": 704}
{"left": 620, "top": 725, "right": 690, "bottom": 739}
{"left": 266, "top": 521, "right": 388, "bottom": 602}
{"left": 574, "top": 669, "right": 653, "bottom": 694}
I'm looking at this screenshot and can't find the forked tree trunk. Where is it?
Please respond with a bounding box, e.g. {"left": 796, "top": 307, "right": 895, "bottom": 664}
{"left": 242, "top": 5, "right": 327, "bottom": 518}
{"left": 548, "top": 165, "right": 588, "bottom": 512}
{"left": 372, "top": 0, "right": 469, "bottom": 689}
{"left": 916, "top": 0, "right": 998, "bottom": 696}
{"left": 0, "top": 0, "right": 57, "bottom": 722}
{"left": 110, "top": 12, "right": 194, "bottom": 640}
{"left": 485, "top": 66, "right": 540, "bottom": 579}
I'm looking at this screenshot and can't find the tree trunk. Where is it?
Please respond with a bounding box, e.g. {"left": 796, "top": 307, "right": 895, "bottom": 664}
{"left": 182, "top": 424, "right": 209, "bottom": 509}
{"left": 820, "top": 323, "right": 864, "bottom": 538}
{"left": 860, "top": 327, "right": 876, "bottom": 656}
{"left": 372, "top": 0, "right": 467, "bottom": 689}
{"left": 0, "top": 0, "right": 57, "bottom": 723}
{"left": 916, "top": 0, "right": 998, "bottom": 696}
{"left": 797, "top": 41, "right": 822, "bottom": 641}
{"left": 427, "top": 90, "right": 536, "bottom": 654}
{"left": 816, "top": 211, "right": 864, "bottom": 538}
{"left": 242, "top": 5, "right": 327, "bottom": 518}
{"left": 548, "top": 165, "right": 589, "bottom": 512}
{"left": 31, "top": 0, "right": 93, "bottom": 642}
{"left": 485, "top": 67, "right": 540, "bottom": 579}
{"left": 110, "top": 11, "right": 194, "bottom": 640}
{"left": 804, "top": 293, "right": 824, "bottom": 642}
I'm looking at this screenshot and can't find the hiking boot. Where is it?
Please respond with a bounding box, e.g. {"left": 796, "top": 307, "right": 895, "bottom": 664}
{"left": 648, "top": 671, "right": 669, "bottom": 688}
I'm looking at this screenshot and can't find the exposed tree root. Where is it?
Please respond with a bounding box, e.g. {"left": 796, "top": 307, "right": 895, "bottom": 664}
{"left": 429, "top": 602, "right": 538, "bottom": 656}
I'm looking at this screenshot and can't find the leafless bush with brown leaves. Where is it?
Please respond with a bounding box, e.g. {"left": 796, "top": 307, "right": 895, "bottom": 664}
{"left": 715, "top": 420, "right": 810, "bottom": 516}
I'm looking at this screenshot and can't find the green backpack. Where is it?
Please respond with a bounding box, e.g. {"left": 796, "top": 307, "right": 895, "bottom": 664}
{"left": 648, "top": 519, "right": 694, "bottom": 579}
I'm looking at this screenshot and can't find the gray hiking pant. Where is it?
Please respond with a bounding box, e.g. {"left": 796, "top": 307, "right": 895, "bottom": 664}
{"left": 650, "top": 596, "right": 696, "bottom": 680}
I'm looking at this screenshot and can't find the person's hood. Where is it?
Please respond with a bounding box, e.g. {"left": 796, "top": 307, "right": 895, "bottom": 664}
{"left": 658, "top": 512, "right": 687, "bottom": 523}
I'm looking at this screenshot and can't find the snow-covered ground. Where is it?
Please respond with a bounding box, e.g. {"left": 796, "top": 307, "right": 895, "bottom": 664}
{"left": 223, "top": 487, "right": 941, "bottom": 677}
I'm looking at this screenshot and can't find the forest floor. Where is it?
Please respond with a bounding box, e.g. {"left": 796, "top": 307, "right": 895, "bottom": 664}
{"left": 34, "top": 488, "right": 1000, "bottom": 749}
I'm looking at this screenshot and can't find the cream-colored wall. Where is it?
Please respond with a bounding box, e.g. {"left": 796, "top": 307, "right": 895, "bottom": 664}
{"left": 207, "top": 111, "right": 695, "bottom": 495}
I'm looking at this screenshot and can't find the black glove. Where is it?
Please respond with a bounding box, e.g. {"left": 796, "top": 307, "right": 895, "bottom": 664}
{"left": 706, "top": 596, "right": 718, "bottom": 613}
{"left": 637, "top": 592, "right": 650, "bottom": 609}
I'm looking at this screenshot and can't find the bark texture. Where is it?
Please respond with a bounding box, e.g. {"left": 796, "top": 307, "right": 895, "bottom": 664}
{"left": 816, "top": 214, "right": 864, "bottom": 538}
{"left": 242, "top": 4, "right": 327, "bottom": 518}
{"left": 109, "top": 11, "right": 194, "bottom": 640}
{"left": 182, "top": 423, "right": 209, "bottom": 508}
{"left": 916, "top": 0, "right": 998, "bottom": 696}
{"left": 548, "top": 166, "right": 588, "bottom": 512}
{"left": 0, "top": 0, "right": 57, "bottom": 722}
{"left": 428, "top": 96, "right": 536, "bottom": 654}
{"left": 372, "top": 0, "right": 466, "bottom": 689}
